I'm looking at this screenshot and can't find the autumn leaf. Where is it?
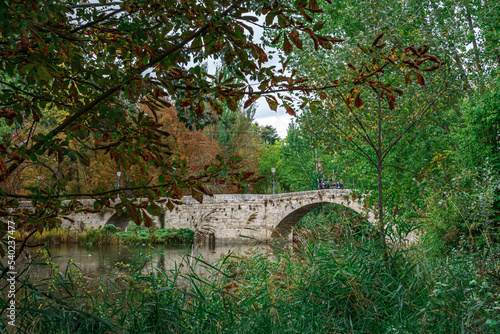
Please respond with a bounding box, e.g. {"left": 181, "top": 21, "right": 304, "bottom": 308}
{"left": 192, "top": 188, "right": 204, "bottom": 203}
{"left": 0, "top": 108, "right": 17, "bottom": 120}
{"left": 405, "top": 72, "right": 412, "bottom": 84}
{"left": 313, "top": 21, "right": 325, "bottom": 31}
{"left": 266, "top": 95, "right": 278, "bottom": 111}
{"left": 244, "top": 95, "right": 260, "bottom": 109}
{"left": 372, "top": 33, "right": 384, "bottom": 47}
{"left": 284, "top": 103, "right": 296, "bottom": 116}
{"left": 354, "top": 91, "right": 363, "bottom": 108}
{"left": 166, "top": 199, "right": 174, "bottom": 212}
{"left": 209, "top": 99, "right": 223, "bottom": 115}
{"left": 9, "top": 152, "right": 21, "bottom": 162}
{"left": 421, "top": 64, "right": 442, "bottom": 72}
{"left": 288, "top": 30, "right": 303, "bottom": 50}
{"left": 283, "top": 35, "right": 293, "bottom": 55}
{"left": 386, "top": 92, "right": 396, "bottom": 110}
{"left": 415, "top": 72, "right": 425, "bottom": 86}
{"left": 271, "top": 32, "right": 282, "bottom": 45}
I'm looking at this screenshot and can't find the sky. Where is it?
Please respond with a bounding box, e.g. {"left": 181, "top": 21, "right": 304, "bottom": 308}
{"left": 254, "top": 103, "right": 294, "bottom": 139}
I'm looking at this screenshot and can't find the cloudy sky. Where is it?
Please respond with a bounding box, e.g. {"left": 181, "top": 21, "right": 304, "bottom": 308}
{"left": 253, "top": 103, "right": 294, "bottom": 139}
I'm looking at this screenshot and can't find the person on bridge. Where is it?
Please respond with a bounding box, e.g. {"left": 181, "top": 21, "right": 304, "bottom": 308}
{"left": 339, "top": 180, "right": 344, "bottom": 189}
{"left": 325, "top": 180, "right": 330, "bottom": 189}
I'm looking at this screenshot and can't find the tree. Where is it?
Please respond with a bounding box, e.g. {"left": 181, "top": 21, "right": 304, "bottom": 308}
{"left": 296, "top": 34, "right": 443, "bottom": 245}
{"left": 258, "top": 124, "right": 280, "bottom": 146}
{"left": 1, "top": 0, "right": 356, "bottom": 256}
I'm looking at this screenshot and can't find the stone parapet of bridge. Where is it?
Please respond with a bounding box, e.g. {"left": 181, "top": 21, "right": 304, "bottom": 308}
{"left": 17, "top": 189, "right": 374, "bottom": 241}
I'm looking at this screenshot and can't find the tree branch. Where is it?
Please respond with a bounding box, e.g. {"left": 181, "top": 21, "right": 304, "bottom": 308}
{"left": 381, "top": 85, "right": 446, "bottom": 160}
{"left": 67, "top": 2, "right": 124, "bottom": 9}
{"left": 382, "top": 164, "right": 448, "bottom": 185}
{"left": 6, "top": 0, "right": 247, "bottom": 178}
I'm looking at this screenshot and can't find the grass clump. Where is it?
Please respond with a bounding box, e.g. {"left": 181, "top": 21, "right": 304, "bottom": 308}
{"left": 5, "top": 219, "right": 499, "bottom": 333}
{"left": 15, "top": 225, "right": 194, "bottom": 246}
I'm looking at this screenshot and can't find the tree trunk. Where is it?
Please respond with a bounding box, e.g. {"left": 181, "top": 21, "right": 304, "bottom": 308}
{"left": 377, "top": 93, "right": 386, "bottom": 247}
{"left": 377, "top": 164, "right": 385, "bottom": 245}
{"left": 453, "top": 52, "right": 472, "bottom": 94}
{"left": 495, "top": 48, "right": 500, "bottom": 68}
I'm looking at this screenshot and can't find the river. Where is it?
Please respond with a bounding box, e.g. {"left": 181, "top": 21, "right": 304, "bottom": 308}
{"left": 17, "top": 241, "right": 269, "bottom": 284}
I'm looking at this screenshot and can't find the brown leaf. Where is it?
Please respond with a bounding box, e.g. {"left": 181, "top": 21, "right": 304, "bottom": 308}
{"left": 9, "top": 152, "right": 21, "bottom": 162}
{"left": 57, "top": 149, "right": 64, "bottom": 163}
{"left": 346, "top": 88, "right": 356, "bottom": 104}
{"left": 347, "top": 63, "right": 357, "bottom": 72}
{"left": 288, "top": 30, "right": 303, "bottom": 50}
{"left": 415, "top": 72, "right": 425, "bottom": 86}
{"left": 421, "top": 64, "right": 442, "bottom": 72}
{"left": 313, "top": 21, "right": 325, "bottom": 31}
{"left": 371, "top": 33, "right": 384, "bottom": 47}
{"left": 405, "top": 72, "right": 412, "bottom": 84}
{"left": 209, "top": 99, "right": 223, "bottom": 115}
{"left": 195, "top": 99, "right": 205, "bottom": 116}
{"left": 227, "top": 96, "right": 238, "bottom": 111}
{"left": 284, "top": 103, "right": 296, "bottom": 116}
{"left": 166, "top": 199, "right": 174, "bottom": 212}
{"left": 319, "top": 90, "right": 327, "bottom": 100}
{"left": 307, "top": 0, "right": 321, "bottom": 12}
{"left": 179, "top": 98, "right": 191, "bottom": 107}
{"left": 386, "top": 92, "right": 396, "bottom": 110}
{"left": 283, "top": 34, "right": 293, "bottom": 55}
{"left": 192, "top": 188, "right": 204, "bottom": 203}
{"left": 271, "top": 32, "right": 282, "bottom": 45}
{"left": 354, "top": 91, "right": 363, "bottom": 108}
{"left": 0, "top": 108, "right": 17, "bottom": 119}
{"left": 266, "top": 95, "right": 278, "bottom": 111}
{"left": 143, "top": 213, "right": 153, "bottom": 228}
{"left": 244, "top": 95, "right": 259, "bottom": 109}
{"left": 418, "top": 44, "right": 430, "bottom": 55}
{"left": 0, "top": 220, "right": 7, "bottom": 241}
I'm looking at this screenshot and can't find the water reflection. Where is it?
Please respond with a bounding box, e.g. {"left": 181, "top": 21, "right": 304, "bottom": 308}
{"left": 19, "top": 241, "right": 270, "bottom": 283}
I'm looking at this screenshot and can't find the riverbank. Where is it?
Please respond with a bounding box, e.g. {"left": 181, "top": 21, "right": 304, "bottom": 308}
{"left": 16, "top": 225, "right": 194, "bottom": 246}
{"left": 7, "top": 229, "right": 499, "bottom": 333}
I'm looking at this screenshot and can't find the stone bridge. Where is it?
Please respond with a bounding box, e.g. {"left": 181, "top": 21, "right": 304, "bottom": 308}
{"left": 26, "top": 189, "right": 375, "bottom": 241}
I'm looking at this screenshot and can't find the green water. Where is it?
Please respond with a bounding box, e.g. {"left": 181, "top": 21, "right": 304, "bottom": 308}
{"left": 17, "top": 241, "right": 264, "bottom": 283}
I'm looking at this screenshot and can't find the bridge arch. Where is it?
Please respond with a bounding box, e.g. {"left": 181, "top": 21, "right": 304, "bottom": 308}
{"left": 104, "top": 213, "right": 130, "bottom": 232}
{"left": 270, "top": 191, "right": 375, "bottom": 240}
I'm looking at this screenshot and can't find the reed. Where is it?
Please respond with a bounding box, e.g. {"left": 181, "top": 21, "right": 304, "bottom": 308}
{"left": 6, "top": 238, "right": 498, "bottom": 332}
{"left": 14, "top": 225, "right": 194, "bottom": 246}
{"left": 4, "top": 216, "right": 499, "bottom": 333}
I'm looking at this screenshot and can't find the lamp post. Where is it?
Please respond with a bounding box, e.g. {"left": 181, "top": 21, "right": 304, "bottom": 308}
{"left": 271, "top": 167, "right": 276, "bottom": 194}
{"left": 116, "top": 171, "right": 121, "bottom": 201}
{"left": 37, "top": 175, "right": 42, "bottom": 188}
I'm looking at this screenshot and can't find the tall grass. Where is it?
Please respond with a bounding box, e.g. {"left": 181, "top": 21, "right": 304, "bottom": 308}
{"left": 14, "top": 225, "right": 194, "bottom": 246}
{"left": 3, "top": 219, "right": 499, "bottom": 333}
